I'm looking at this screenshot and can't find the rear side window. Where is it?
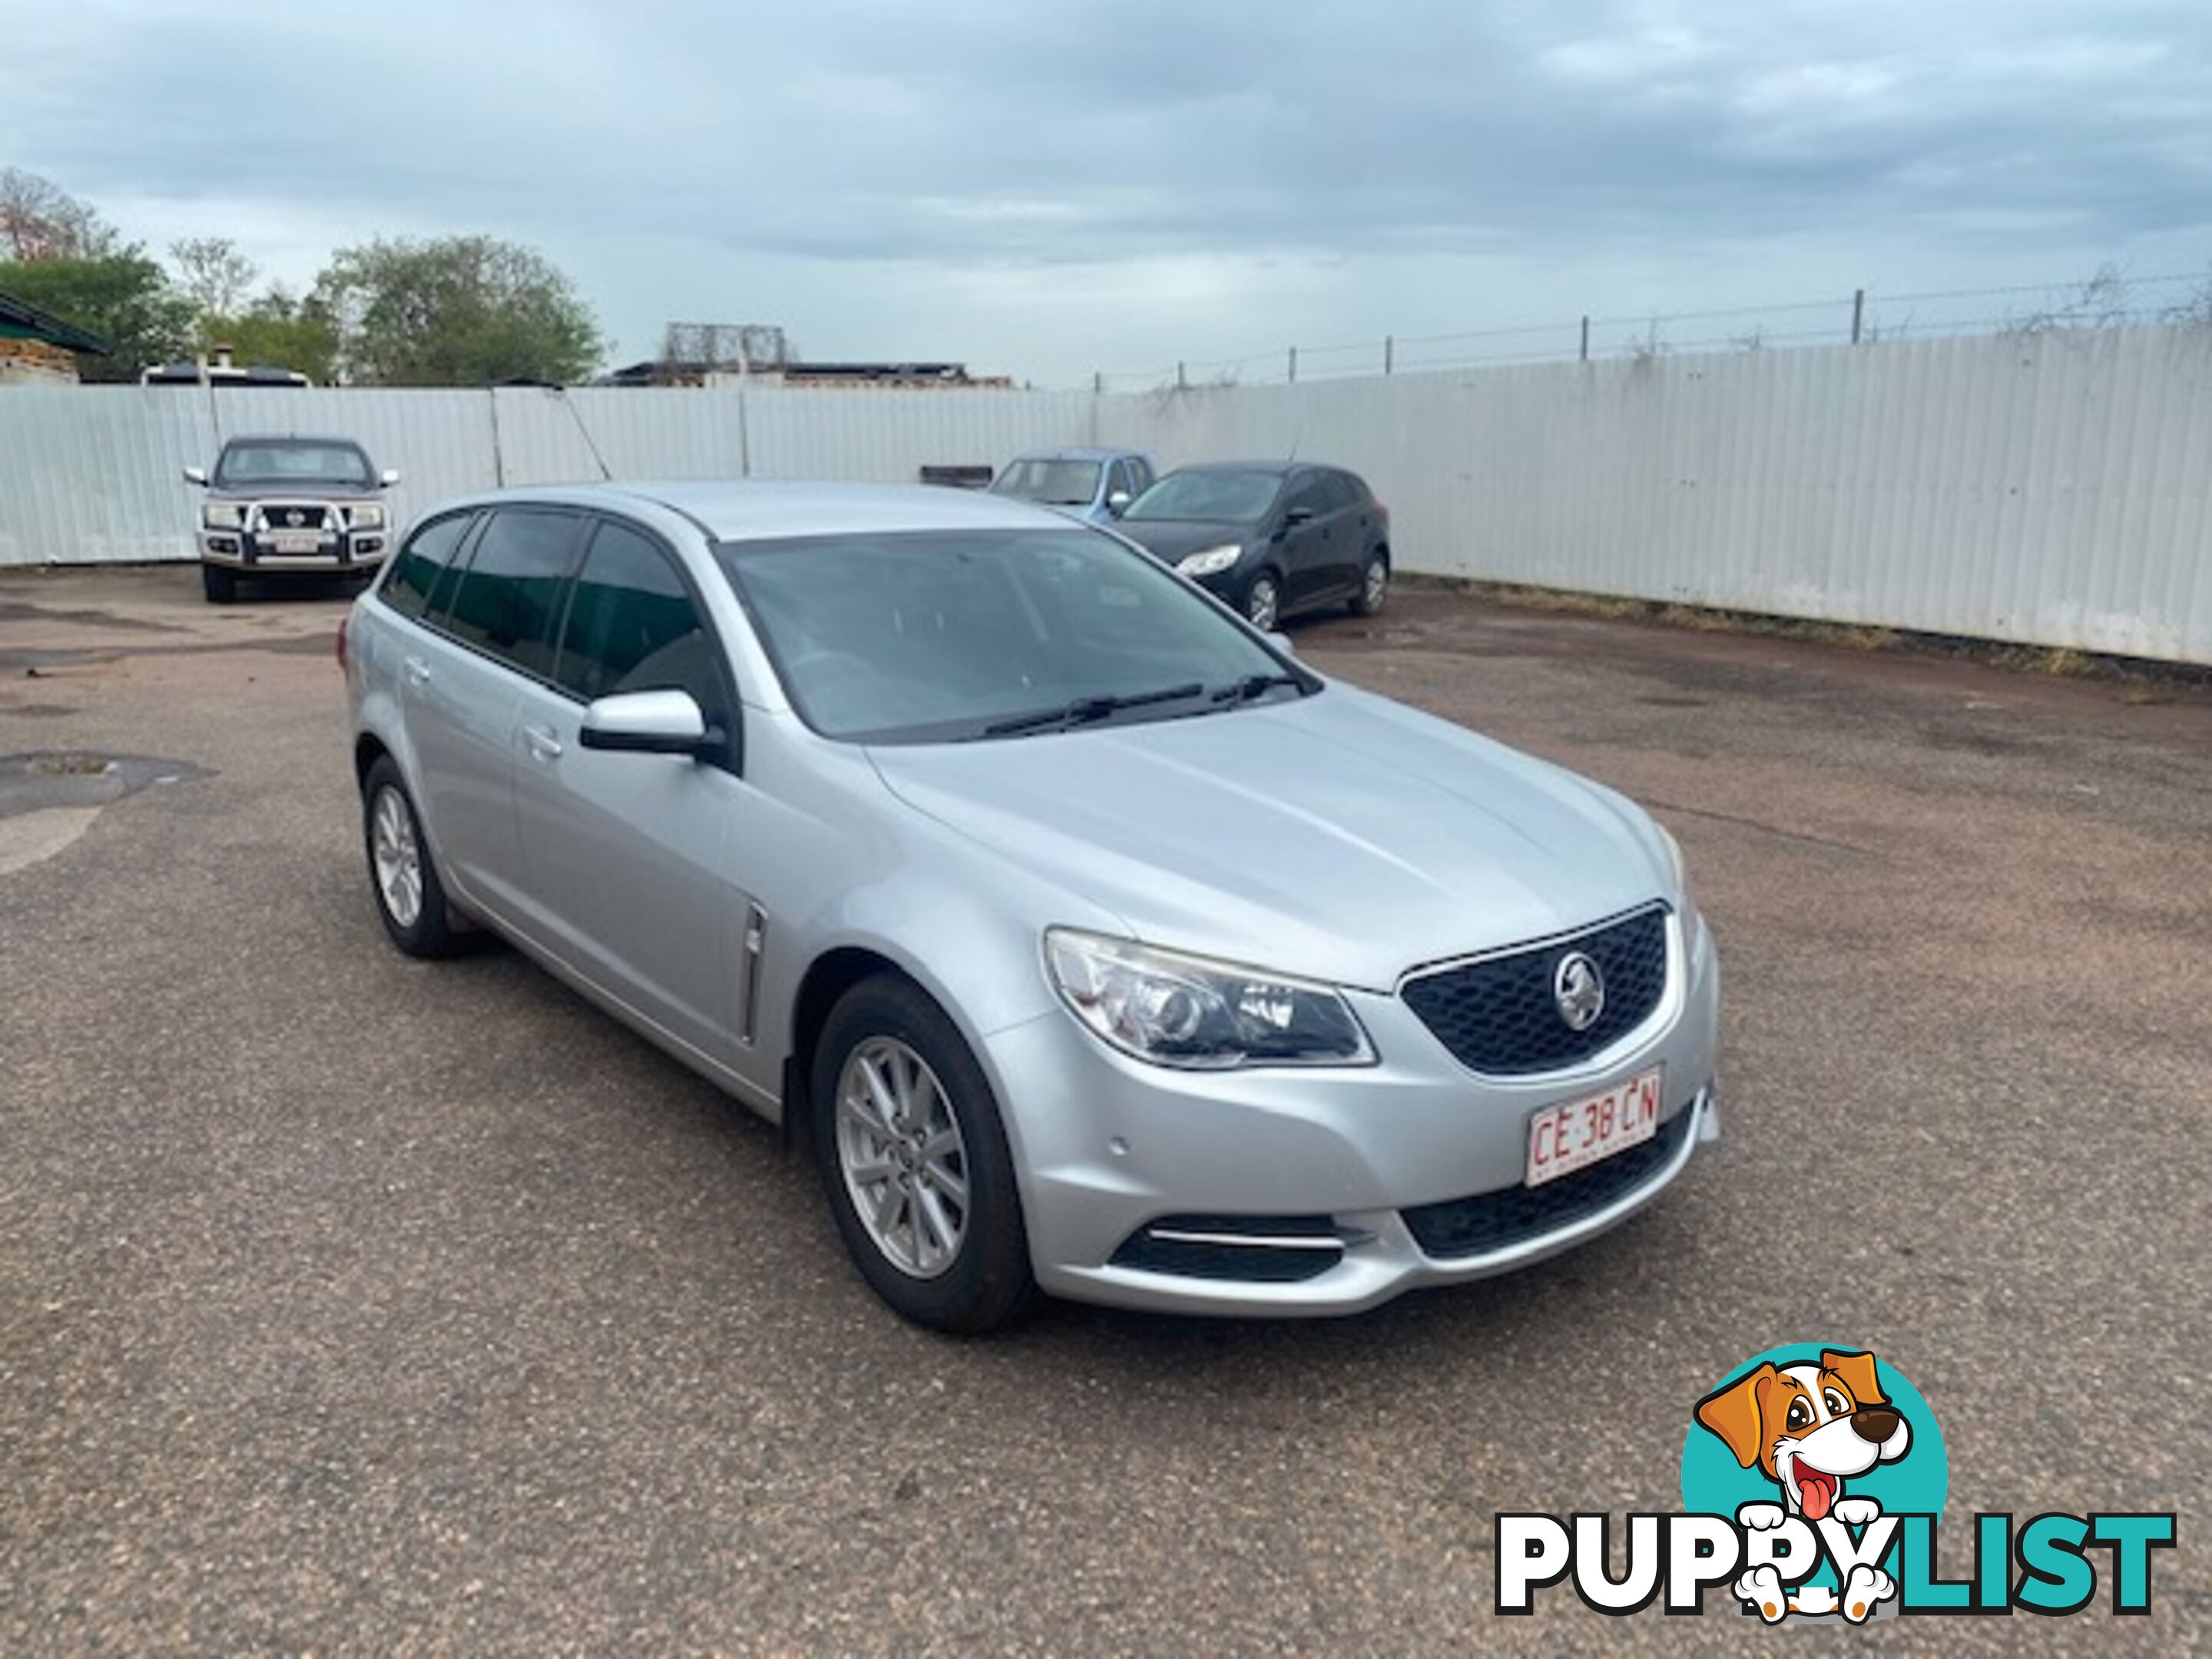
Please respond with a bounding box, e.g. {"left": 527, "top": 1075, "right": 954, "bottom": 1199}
{"left": 436, "top": 509, "right": 578, "bottom": 677}
{"left": 381, "top": 512, "right": 474, "bottom": 618}
{"left": 553, "top": 521, "right": 724, "bottom": 717}
{"left": 1316, "top": 472, "right": 1359, "bottom": 512}
{"left": 1326, "top": 471, "right": 1367, "bottom": 508}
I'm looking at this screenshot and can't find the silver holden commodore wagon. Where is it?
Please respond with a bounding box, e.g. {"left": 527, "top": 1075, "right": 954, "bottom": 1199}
{"left": 344, "top": 482, "right": 1720, "bottom": 1332}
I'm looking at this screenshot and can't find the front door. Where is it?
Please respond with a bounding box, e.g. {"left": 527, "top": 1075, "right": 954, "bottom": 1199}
{"left": 508, "top": 516, "right": 750, "bottom": 1068}
{"left": 1275, "top": 472, "right": 1338, "bottom": 611}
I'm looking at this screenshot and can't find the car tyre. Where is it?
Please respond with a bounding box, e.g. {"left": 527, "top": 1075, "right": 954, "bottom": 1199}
{"left": 1350, "top": 549, "right": 1389, "bottom": 618}
{"left": 1242, "top": 569, "right": 1282, "bottom": 631}
{"left": 201, "top": 563, "right": 237, "bottom": 604}
{"left": 811, "top": 973, "right": 1035, "bottom": 1333}
{"left": 361, "top": 757, "right": 459, "bottom": 959}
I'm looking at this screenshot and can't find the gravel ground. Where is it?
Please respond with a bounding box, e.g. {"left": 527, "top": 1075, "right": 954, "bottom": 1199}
{"left": 2, "top": 566, "right": 2205, "bottom": 1654}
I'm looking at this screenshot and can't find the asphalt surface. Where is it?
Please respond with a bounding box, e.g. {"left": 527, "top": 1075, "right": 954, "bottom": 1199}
{"left": 2, "top": 566, "right": 2206, "bottom": 1654}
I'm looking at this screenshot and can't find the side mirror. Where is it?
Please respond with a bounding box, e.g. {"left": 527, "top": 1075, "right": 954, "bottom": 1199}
{"left": 1268, "top": 631, "right": 1296, "bottom": 657}
{"left": 182, "top": 465, "right": 208, "bottom": 486}
{"left": 379, "top": 469, "right": 402, "bottom": 487}
{"left": 1105, "top": 490, "right": 1131, "bottom": 517}
{"left": 579, "top": 689, "right": 722, "bottom": 760}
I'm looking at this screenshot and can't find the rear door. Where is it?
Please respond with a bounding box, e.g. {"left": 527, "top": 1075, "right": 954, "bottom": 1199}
{"left": 508, "top": 515, "right": 751, "bottom": 1066}
{"left": 402, "top": 507, "right": 582, "bottom": 919}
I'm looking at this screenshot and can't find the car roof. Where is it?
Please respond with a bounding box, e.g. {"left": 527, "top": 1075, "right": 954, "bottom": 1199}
{"left": 220, "top": 434, "right": 369, "bottom": 447}
{"left": 1005, "top": 446, "right": 1144, "bottom": 462}
{"left": 1167, "top": 459, "right": 1304, "bottom": 476}
{"left": 429, "top": 479, "right": 1096, "bottom": 542}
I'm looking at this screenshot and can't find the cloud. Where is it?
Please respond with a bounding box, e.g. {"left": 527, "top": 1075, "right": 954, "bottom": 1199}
{"left": 5, "top": 0, "right": 2210, "bottom": 379}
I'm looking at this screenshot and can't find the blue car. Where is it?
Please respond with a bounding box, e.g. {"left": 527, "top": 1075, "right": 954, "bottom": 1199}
{"left": 988, "top": 447, "right": 1157, "bottom": 524}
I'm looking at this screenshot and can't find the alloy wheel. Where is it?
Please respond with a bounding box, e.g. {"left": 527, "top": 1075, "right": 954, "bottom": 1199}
{"left": 370, "top": 786, "right": 424, "bottom": 929}
{"left": 835, "top": 1035, "right": 972, "bottom": 1279}
{"left": 1246, "top": 576, "right": 1280, "bottom": 631}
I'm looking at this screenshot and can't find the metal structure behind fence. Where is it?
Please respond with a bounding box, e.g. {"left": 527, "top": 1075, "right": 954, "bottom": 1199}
{"left": 3, "top": 323, "right": 2210, "bottom": 664}
{"left": 1088, "top": 269, "right": 2212, "bottom": 391}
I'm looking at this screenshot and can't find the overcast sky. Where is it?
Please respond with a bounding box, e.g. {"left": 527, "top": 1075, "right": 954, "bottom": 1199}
{"left": 6, "top": 0, "right": 2210, "bottom": 382}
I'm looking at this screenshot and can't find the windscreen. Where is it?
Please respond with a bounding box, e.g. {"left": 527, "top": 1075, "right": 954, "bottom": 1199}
{"left": 717, "top": 528, "right": 1303, "bottom": 743}
{"left": 214, "top": 439, "right": 375, "bottom": 488}
{"left": 1121, "top": 470, "right": 1282, "bottom": 523}
{"left": 988, "top": 459, "right": 1102, "bottom": 508}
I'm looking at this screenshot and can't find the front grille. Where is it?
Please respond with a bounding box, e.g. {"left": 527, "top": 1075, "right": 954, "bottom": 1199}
{"left": 255, "top": 504, "right": 331, "bottom": 531}
{"left": 1401, "top": 1104, "right": 1694, "bottom": 1259}
{"left": 1401, "top": 906, "right": 1668, "bottom": 1075}
{"left": 1110, "top": 1214, "right": 1345, "bottom": 1283}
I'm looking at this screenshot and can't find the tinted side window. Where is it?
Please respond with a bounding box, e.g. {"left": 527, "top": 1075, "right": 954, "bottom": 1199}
{"left": 438, "top": 509, "right": 578, "bottom": 677}
{"left": 1328, "top": 471, "right": 1368, "bottom": 509}
{"left": 381, "top": 512, "right": 474, "bottom": 618}
{"left": 1130, "top": 457, "right": 1156, "bottom": 494}
{"left": 554, "top": 522, "right": 723, "bottom": 716}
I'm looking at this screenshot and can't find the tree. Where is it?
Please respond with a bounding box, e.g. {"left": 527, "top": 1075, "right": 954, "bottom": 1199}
{"left": 0, "top": 253, "right": 194, "bottom": 380}
{"left": 202, "top": 286, "right": 342, "bottom": 383}
{"left": 171, "top": 237, "right": 259, "bottom": 325}
{"left": 0, "top": 167, "right": 121, "bottom": 262}
{"left": 310, "top": 235, "right": 604, "bottom": 385}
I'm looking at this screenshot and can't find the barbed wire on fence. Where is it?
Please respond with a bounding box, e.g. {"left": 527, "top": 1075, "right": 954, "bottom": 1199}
{"left": 1079, "top": 266, "right": 2212, "bottom": 393}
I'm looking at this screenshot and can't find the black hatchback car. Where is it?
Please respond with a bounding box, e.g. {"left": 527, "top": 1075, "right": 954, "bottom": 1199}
{"left": 1113, "top": 462, "right": 1390, "bottom": 629}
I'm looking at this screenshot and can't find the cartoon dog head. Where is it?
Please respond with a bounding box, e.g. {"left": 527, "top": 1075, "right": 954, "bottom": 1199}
{"left": 1695, "top": 1349, "right": 1912, "bottom": 1521}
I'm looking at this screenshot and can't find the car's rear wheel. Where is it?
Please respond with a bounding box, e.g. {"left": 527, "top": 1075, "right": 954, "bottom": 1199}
{"left": 1350, "top": 550, "right": 1389, "bottom": 618}
{"left": 362, "top": 757, "right": 459, "bottom": 959}
{"left": 201, "top": 563, "right": 237, "bottom": 604}
{"left": 811, "top": 974, "right": 1034, "bottom": 1333}
{"left": 1243, "top": 570, "right": 1282, "bottom": 631}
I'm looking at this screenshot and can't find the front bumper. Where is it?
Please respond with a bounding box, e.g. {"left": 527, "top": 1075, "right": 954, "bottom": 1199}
{"left": 985, "top": 911, "right": 1721, "bottom": 1316}
{"left": 200, "top": 531, "right": 388, "bottom": 571}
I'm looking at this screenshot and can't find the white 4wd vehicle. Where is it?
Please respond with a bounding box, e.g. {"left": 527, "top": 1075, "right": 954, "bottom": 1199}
{"left": 183, "top": 435, "right": 399, "bottom": 604}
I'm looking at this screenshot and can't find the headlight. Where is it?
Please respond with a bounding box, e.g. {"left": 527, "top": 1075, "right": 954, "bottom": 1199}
{"left": 201, "top": 502, "right": 244, "bottom": 529}
{"left": 1176, "top": 544, "right": 1242, "bottom": 578}
{"left": 348, "top": 504, "right": 386, "bottom": 531}
{"left": 1045, "top": 929, "right": 1373, "bottom": 1068}
{"left": 1657, "top": 823, "right": 1698, "bottom": 920}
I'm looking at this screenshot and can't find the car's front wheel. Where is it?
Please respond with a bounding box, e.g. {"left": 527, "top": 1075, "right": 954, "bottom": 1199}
{"left": 811, "top": 974, "right": 1034, "bottom": 1333}
{"left": 361, "top": 757, "right": 459, "bottom": 958}
{"left": 1242, "top": 569, "right": 1282, "bottom": 631}
{"left": 201, "top": 563, "right": 237, "bottom": 604}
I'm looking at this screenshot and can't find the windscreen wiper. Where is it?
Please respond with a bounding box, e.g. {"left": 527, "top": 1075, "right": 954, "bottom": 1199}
{"left": 1210, "top": 671, "right": 1306, "bottom": 705}
{"left": 982, "top": 681, "right": 1206, "bottom": 737}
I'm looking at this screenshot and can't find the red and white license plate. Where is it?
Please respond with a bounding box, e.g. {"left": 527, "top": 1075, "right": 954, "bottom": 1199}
{"left": 268, "top": 532, "right": 324, "bottom": 555}
{"left": 1525, "top": 1067, "right": 1662, "bottom": 1187}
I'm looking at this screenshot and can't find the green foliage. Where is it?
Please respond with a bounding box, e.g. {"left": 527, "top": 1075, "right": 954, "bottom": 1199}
{"left": 0, "top": 253, "right": 194, "bottom": 380}
{"left": 311, "top": 235, "right": 605, "bottom": 386}
{"left": 204, "top": 287, "right": 342, "bottom": 383}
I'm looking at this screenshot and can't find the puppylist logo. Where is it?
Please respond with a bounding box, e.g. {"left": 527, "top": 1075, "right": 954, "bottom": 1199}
{"left": 1495, "top": 1343, "right": 2176, "bottom": 1624}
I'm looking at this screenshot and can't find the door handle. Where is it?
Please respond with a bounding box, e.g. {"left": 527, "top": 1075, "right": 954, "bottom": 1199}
{"left": 403, "top": 655, "right": 431, "bottom": 686}
{"left": 522, "top": 725, "right": 564, "bottom": 763}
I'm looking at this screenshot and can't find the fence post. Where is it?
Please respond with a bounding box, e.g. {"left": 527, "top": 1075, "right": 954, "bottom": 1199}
{"left": 1384, "top": 336, "right": 1394, "bottom": 376}
{"left": 1093, "top": 370, "right": 1103, "bottom": 395}
{"left": 1851, "top": 288, "right": 1865, "bottom": 345}
{"left": 1580, "top": 316, "right": 1590, "bottom": 363}
{"left": 1177, "top": 361, "right": 1187, "bottom": 390}
{"left": 1288, "top": 346, "right": 1298, "bottom": 384}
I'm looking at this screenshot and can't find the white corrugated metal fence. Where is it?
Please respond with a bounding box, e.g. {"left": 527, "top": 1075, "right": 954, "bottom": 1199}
{"left": 3, "top": 327, "right": 2208, "bottom": 663}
